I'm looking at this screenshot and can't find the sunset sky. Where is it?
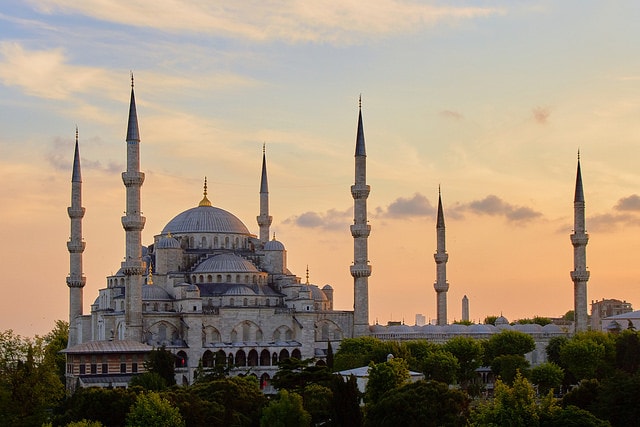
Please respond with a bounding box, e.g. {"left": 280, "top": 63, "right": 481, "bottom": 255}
{"left": 2, "top": 1, "right": 640, "bottom": 337}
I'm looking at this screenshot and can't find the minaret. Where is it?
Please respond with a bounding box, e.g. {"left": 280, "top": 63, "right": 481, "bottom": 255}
{"left": 350, "top": 97, "right": 372, "bottom": 337}
{"left": 462, "top": 295, "right": 469, "bottom": 322}
{"left": 121, "top": 74, "right": 146, "bottom": 341}
{"left": 433, "top": 187, "right": 449, "bottom": 326}
{"left": 257, "top": 144, "right": 272, "bottom": 244}
{"left": 570, "top": 152, "right": 589, "bottom": 332}
{"left": 67, "top": 127, "right": 86, "bottom": 347}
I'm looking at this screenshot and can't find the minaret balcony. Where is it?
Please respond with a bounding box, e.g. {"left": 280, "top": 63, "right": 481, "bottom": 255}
{"left": 434, "top": 282, "right": 449, "bottom": 292}
{"left": 570, "top": 270, "right": 590, "bottom": 282}
{"left": 570, "top": 233, "right": 589, "bottom": 246}
{"left": 350, "top": 223, "right": 371, "bottom": 238}
{"left": 434, "top": 253, "right": 448, "bottom": 263}
{"left": 123, "top": 260, "right": 145, "bottom": 276}
{"left": 67, "top": 207, "right": 85, "bottom": 218}
{"left": 67, "top": 241, "right": 86, "bottom": 253}
{"left": 66, "top": 276, "right": 86, "bottom": 288}
{"left": 257, "top": 214, "right": 273, "bottom": 227}
{"left": 121, "top": 172, "right": 145, "bottom": 186}
{"left": 121, "top": 215, "right": 146, "bottom": 231}
{"left": 350, "top": 264, "right": 372, "bottom": 278}
{"left": 351, "top": 184, "right": 370, "bottom": 199}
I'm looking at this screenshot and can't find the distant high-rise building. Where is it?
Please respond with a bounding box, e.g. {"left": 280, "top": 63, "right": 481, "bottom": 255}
{"left": 415, "top": 314, "right": 426, "bottom": 326}
{"left": 462, "top": 295, "right": 469, "bottom": 322}
{"left": 591, "top": 298, "right": 633, "bottom": 330}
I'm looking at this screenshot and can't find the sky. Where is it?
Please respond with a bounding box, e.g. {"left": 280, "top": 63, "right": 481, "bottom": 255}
{"left": 2, "top": 1, "right": 640, "bottom": 338}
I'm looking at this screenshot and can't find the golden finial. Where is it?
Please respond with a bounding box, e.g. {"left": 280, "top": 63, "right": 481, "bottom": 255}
{"left": 305, "top": 265, "right": 310, "bottom": 285}
{"left": 577, "top": 148, "right": 580, "bottom": 161}
{"left": 75, "top": 125, "right": 78, "bottom": 143}
{"left": 130, "top": 71, "right": 134, "bottom": 88}
{"left": 263, "top": 143, "right": 266, "bottom": 155}
{"left": 167, "top": 232, "right": 172, "bottom": 238}
{"left": 272, "top": 232, "right": 276, "bottom": 241}
{"left": 147, "top": 263, "right": 154, "bottom": 285}
{"left": 358, "top": 94, "right": 362, "bottom": 109}
{"left": 199, "top": 176, "right": 212, "bottom": 207}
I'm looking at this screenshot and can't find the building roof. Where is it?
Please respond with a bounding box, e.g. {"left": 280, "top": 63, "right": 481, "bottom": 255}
{"left": 63, "top": 340, "right": 153, "bottom": 354}
{"left": 162, "top": 205, "right": 251, "bottom": 235}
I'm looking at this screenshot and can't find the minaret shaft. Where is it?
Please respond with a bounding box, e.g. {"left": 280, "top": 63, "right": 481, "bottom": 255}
{"left": 121, "top": 83, "right": 145, "bottom": 342}
{"left": 67, "top": 134, "right": 86, "bottom": 347}
{"left": 351, "top": 105, "right": 371, "bottom": 337}
{"left": 434, "top": 192, "right": 449, "bottom": 326}
{"left": 570, "top": 158, "right": 589, "bottom": 332}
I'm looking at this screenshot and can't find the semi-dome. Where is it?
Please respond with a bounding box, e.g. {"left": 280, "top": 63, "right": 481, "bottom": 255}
{"left": 156, "top": 236, "right": 180, "bottom": 249}
{"left": 264, "top": 239, "right": 285, "bottom": 251}
{"left": 162, "top": 205, "right": 251, "bottom": 235}
{"left": 194, "top": 253, "right": 260, "bottom": 273}
{"left": 142, "top": 284, "right": 172, "bottom": 300}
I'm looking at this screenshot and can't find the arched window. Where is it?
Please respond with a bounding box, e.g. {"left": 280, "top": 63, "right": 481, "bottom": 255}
{"left": 279, "top": 349, "right": 290, "bottom": 362}
{"left": 235, "top": 350, "right": 246, "bottom": 367}
{"left": 199, "top": 275, "right": 204, "bottom": 283}
{"left": 248, "top": 350, "right": 258, "bottom": 366}
{"left": 175, "top": 351, "right": 188, "bottom": 368}
{"left": 189, "top": 237, "right": 194, "bottom": 248}
{"left": 260, "top": 349, "right": 271, "bottom": 366}
{"left": 224, "top": 237, "right": 229, "bottom": 248}
{"left": 201, "top": 236, "right": 206, "bottom": 248}
{"left": 272, "top": 353, "right": 278, "bottom": 365}
{"left": 322, "top": 324, "right": 329, "bottom": 341}
{"left": 230, "top": 298, "right": 235, "bottom": 307}
{"left": 236, "top": 274, "right": 241, "bottom": 283}
{"left": 215, "top": 350, "right": 226, "bottom": 366}
{"left": 228, "top": 353, "right": 234, "bottom": 366}
{"left": 243, "top": 298, "right": 248, "bottom": 307}
{"left": 217, "top": 275, "right": 222, "bottom": 283}
{"left": 291, "top": 349, "right": 302, "bottom": 360}
{"left": 207, "top": 275, "right": 213, "bottom": 282}
{"left": 260, "top": 373, "right": 270, "bottom": 390}
{"left": 202, "top": 351, "right": 214, "bottom": 368}
{"left": 242, "top": 323, "right": 250, "bottom": 341}
{"left": 235, "top": 237, "right": 239, "bottom": 248}
{"left": 252, "top": 276, "right": 257, "bottom": 284}
{"left": 230, "top": 330, "right": 237, "bottom": 342}
{"left": 226, "top": 274, "right": 232, "bottom": 282}
{"left": 214, "top": 237, "right": 219, "bottom": 247}
{"left": 245, "top": 275, "right": 249, "bottom": 284}
{"left": 191, "top": 275, "right": 196, "bottom": 283}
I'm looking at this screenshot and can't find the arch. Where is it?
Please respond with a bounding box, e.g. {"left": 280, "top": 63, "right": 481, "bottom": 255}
{"left": 316, "top": 360, "right": 327, "bottom": 367}
{"left": 189, "top": 236, "right": 194, "bottom": 248}
{"left": 191, "top": 275, "right": 196, "bottom": 283}
{"left": 214, "top": 236, "right": 219, "bottom": 247}
{"left": 207, "top": 274, "right": 213, "bottom": 282}
{"left": 279, "top": 349, "right": 290, "bottom": 362}
{"left": 215, "top": 350, "right": 226, "bottom": 366}
{"left": 242, "top": 323, "right": 250, "bottom": 341}
{"left": 235, "top": 350, "right": 246, "bottom": 367}
{"left": 199, "top": 275, "right": 204, "bottom": 283}
{"left": 226, "top": 274, "right": 232, "bottom": 282}
{"left": 228, "top": 353, "right": 234, "bottom": 366}
{"left": 230, "top": 330, "right": 238, "bottom": 342}
{"left": 203, "top": 326, "right": 221, "bottom": 344}
{"left": 245, "top": 275, "right": 249, "bottom": 284}
{"left": 217, "top": 274, "right": 222, "bottom": 283}
{"left": 202, "top": 350, "right": 214, "bottom": 368}
{"left": 225, "top": 236, "right": 229, "bottom": 248}
{"left": 235, "top": 237, "right": 239, "bottom": 248}
{"left": 236, "top": 274, "right": 241, "bottom": 283}
{"left": 291, "top": 349, "right": 302, "bottom": 360}
{"left": 248, "top": 349, "right": 259, "bottom": 366}
{"left": 120, "top": 278, "right": 125, "bottom": 286}
{"left": 201, "top": 236, "right": 207, "bottom": 248}
{"left": 175, "top": 350, "right": 188, "bottom": 368}
{"left": 243, "top": 298, "right": 248, "bottom": 307}
{"left": 272, "top": 352, "right": 278, "bottom": 365}
{"left": 260, "top": 349, "right": 271, "bottom": 366}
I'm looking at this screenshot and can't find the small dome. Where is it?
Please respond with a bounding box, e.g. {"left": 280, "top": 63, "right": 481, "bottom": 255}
{"left": 322, "top": 284, "right": 333, "bottom": 291}
{"left": 309, "top": 285, "right": 328, "bottom": 302}
{"left": 264, "top": 239, "right": 285, "bottom": 251}
{"left": 186, "top": 284, "right": 199, "bottom": 292}
{"left": 194, "top": 253, "right": 260, "bottom": 273}
{"left": 142, "top": 285, "right": 172, "bottom": 300}
{"left": 447, "top": 324, "right": 468, "bottom": 333}
{"left": 495, "top": 316, "right": 509, "bottom": 326}
{"left": 162, "top": 205, "right": 250, "bottom": 235}
{"left": 542, "top": 323, "right": 562, "bottom": 333}
{"left": 468, "top": 324, "right": 493, "bottom": 334}
{"left": 370, "top": 324, "right": 386, "bottom": 333}
{"left": 224, "top": 285, "right": 257, "bottom": 296}
{"left": 157, "top": 236, "right": 180, "bottom": 249}
{"left": 513, "top": 323, "right": 543, "bottom": 333}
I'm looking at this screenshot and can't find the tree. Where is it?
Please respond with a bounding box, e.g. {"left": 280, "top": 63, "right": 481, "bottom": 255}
{"left": 331, "top": 374, "right": 362, "bottom": 427}
{"left": 421, "top": 349, "right": 459, "bottom": 385}
{"left": 615, "top": 330, "right": 640, "bottom": 374}
{"left": 562, "top": 310, "right": 575, "bottom": 321}
{"left": 442, "top": 336, "right": 483, "bottom": 390}
{"left": 541, "top": 405, "right": 610, "bottom": 427}
{"left": 491, "top": 354, "right": 530, "bottom": 385}
{"left": 484, "top": 315, "right": 498, "bottom": 325}
{"left": 470, "top": 372, "right": 543, "bottom": 427}
{"left": 326, "top": 340, "right": 334, "bottom": 370}
{"left": 43, "top": 320, "right": 69, "bottom": 385}
{"left": 531, "top": 362, "right": 564, "bottom": 395}
{"left": 126, "top": 391, "right": 185, "bottom": 427}
{"left": 130, "top": 372, "right": 168, "bottom": 391}
{"left": 333, "top": 337, "right": 406, "bottom": 371}
{"left": 302, "top": 384, "right": 333, "bottom": 426}
{"left": 55, "top": 387, "right": 138, "bottom": 427}
{"left": 144, "top": 346, "right": 176, "bottom": 386}
{"left": 483, "top": 330, "right": 536, "bottom": 364}
{"left": 364, "top": 358, "right": 410, "bottom": 404}
{"left": 365, "top": 380, "right": 469, "bottom": 427}
{"left": 260, "top": 389, "right": 311, "bottom": 427}
{"left": 560, "top": 339, "right": 605, "bottom": 380}
{"left": 271, "top": 357, "right": 334, "bottom": 393}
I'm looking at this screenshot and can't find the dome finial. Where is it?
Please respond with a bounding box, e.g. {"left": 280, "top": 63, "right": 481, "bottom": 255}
{"left": 359, "top": 94, "right": 362, "bottom": 109}
{"left": 199, "top": 176, "right": 212, "bottom": 207}
{"left": 130, "top": 71, "right": 134, "bottom": 88}
{"left": 306, "top": 265, "right": 310, "bottom": 285}
{"left": 577, "top": 148, "right": 580, "bottom": 161}
{"left": 272, "top": 232, "right": 276, "bottom": 241}
{"left": 147, "top": 262, "right": 154, "bottom": 285}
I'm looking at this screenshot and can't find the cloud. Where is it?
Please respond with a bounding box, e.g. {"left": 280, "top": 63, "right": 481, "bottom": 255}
{"left": 455, "top": 194, "right": 542, "bottom": 223}
{"left": 283, "top": 208, "right": 351, "bottom": 231}
{"left": 532, "top": 106, "right": 550, "bottom": 124}
{"left": 27, "top": 1, "right": 503, "bottom": 45}
{"left": 614, "top": 194, "right": 640, "bottom": 211}
{"left": 376, "top": 193, "right": 435, "bottom": 218}
{"left": 439, "top": 110, "right": 464, "bottom": 120}
{"left": 46, "top": 137, "right": 123, "bottom": 174}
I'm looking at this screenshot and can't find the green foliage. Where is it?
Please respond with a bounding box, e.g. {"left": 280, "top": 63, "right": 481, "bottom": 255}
{"left": 562, "top": 310, "right": 575, "bottom": 321}
{"left": 515, "top": 317, "right": 552, "bottom": 326}
{"left": 364, "top": 380, "right": 469, "bottom": 427}
{"left": 55, "top": 387, "right": 138, "bottom": 427}
{"left": 542, "top": 405, "right": 610, "bottom": 427}
{"left": 421, "top": 349, "right": 459, "bottom": 384}
{"left": 326, "top": 340, "right": 334, "bottom": 370}
{"left": 333, "top": 337, "right": 407, "bottom": 371}
{"left": 545, "top": 336, "right": 568, "bottom": 366}
{"left": 470, "top": 372, "right": 543, "bottom": 427}
{"left": 302, "top": 384, "right": 333, "bottom": 426}
{"left": 402, "top": 340, "right": 438, "bottom": 372}
{"left": 453, "top": 320, "right": 473, "bottom": 325}
{"left": 126, "top": 391, "right": 185, "bottom": 427}
{"left": 614, "top": 330, "right": 640, "bottom": 374}
{"left": 491, "top": 354, "right": 530, "bottom": 385}
{"left": 331, "top": 375, "right": 363, "bottom": 427}
{"left": 364, "top": 358, "right": 410, "bottom": 404}
{"left": 260, "top": 389, "right": 311, "bottom": 427}
{"left": 442, "top": 336, "right": 483, "bottom": 389}
{"left": 64, "top": 420, "right": 105, "bottom": 427}
{"left": 144, "top": 346, "right": 176, "bottom": 386}
{"left": 271, "top": 358, "right": 334, "bottom": 393}
{"left": 43, "top": 320, "right": 69, "bottom": 385}
{"left": 530, "top": 362, "right": 564, "bottom": 395}
{"left": 483, "top": 330, "right": 536, "bottom": 364}
{"left": 130, "top": 372, "right": 168, "bottom": 391}
{"left": 560, "top": 339, "right": 605, "bottom": 380}
{"left": 190, "top": 375, "right": 266, "bottom": 426}
{"left": 161, "top": 387, "right": 225, "bottom": 427}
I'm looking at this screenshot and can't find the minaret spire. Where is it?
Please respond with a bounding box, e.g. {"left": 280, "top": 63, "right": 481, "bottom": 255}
{"left": 67, "top": 127, "right": 86, "bottom": 347}
{"left": 570, "top": 152, "right": 589, "bottom": 332}
{"left": 434, "top": 187, "right": 449, "bottom": 325}
{"left": 350, "top": 97, "right": 372, "bottom": 337}
{"left": 257, "top": 143, "right": 272, "bottom": 244}
{"left": 121, "top": 76, "right": 146, "bottom": 342}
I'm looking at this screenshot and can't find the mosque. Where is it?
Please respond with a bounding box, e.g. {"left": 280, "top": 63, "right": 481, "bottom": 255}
{"left": 63, "top": 78, "right": 588, "bottom": 390}
{"left": 63, "top": 79, "right": 371, "bottom": 389}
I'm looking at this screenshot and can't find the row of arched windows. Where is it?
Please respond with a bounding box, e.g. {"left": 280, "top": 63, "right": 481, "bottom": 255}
{"left": 191, "top": 274, "right": 265, "bottom": 285}
{"left": 182, "top": 235, "right": 248, "bottom": 250}
{"left": 198, "top": 348, "right": 302, "bottom": 368}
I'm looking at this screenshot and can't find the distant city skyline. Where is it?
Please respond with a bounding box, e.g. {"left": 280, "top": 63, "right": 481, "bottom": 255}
{"left": 2, "top": 1, "right": 640, "bottom": 337}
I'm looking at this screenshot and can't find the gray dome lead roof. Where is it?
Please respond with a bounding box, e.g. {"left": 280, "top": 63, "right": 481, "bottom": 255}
{"left": 162, "top": 205, "right": 251, "bottom": 235}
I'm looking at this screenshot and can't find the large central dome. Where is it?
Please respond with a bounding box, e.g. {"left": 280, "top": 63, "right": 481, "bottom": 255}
{"left": 162, "top": 205, "right": 251, "bottom": 235}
